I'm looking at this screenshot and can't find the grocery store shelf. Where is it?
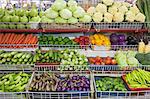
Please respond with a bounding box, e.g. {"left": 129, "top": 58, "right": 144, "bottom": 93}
{"left": 0, "top": 28, "right": 148, "bottom": 33}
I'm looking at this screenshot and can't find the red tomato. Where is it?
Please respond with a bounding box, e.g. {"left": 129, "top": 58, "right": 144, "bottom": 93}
{"left": 106, "top": 56, "right": 112, "bottom": 60}
{"left": 111, "top": 59, "right": 117, "bottom": 65}
{"left": 105, "top": 59, "right": 111, "bottom": 65}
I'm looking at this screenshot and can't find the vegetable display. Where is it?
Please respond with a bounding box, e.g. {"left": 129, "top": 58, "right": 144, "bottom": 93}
{"left": 0, "top": 33, "right": 38, "bottom": 48}
{"left": 73, "top": 36, "right": 90, "bottom": 48}
{"left": 110, "top": 33, "right": 126, "bottom": 45}
{"left": 124, "top": 69, "right": 150, "bottom": 89}
{"left": 90, "top": 34, "right": 111, "bottom": 47}
{"left": 29, "top": 73, "right": 58, "bottom": 91}
{"left": 0, "top": 5, "right": 41, "bottom": 29}
{"left": 41, "top": 0, "right": 91, "bottom": 23}
{"left": 35, "top": 49, "right": 61, "bottom": 64}
{"left": 115, "top": 51, "right": 139, "bottom": 68}
{"left": 57, "top": 75, "right": 90, "bottom": 91}
{"left": 0, "top": 72, "right": 30, "bottom": 92}
{"left": 135, "top": 53, "right": 150, "bottom": 65}
{"left": 59, "top": 49, "right": 88, "bottom": 70}
{"left": 88, "top": 56, "right": 117, "bottom": 65}
{"left": 39, "top": 35, "right": 77, "bottom": 45}
{"left": 87, "top": 0, "right": 145, "bottom": 22}
{"left": 95, "top": 77, "right": 127, "bottom": 91}
{"left": 137, "top": 0, "right": 150, "bottom": 22}
{"left": 138, "top": 40, "right": 150, "bottom": 54}
{"left": 0, "top": 50, "right": 34, "bottom": 64}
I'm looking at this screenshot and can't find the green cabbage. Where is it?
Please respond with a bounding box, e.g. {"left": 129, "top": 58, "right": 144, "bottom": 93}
{"left": 73, "top": 6, "right": 85, "bottom": 18}
{"left": 55, "top": 17, "right": 67, "bottom": 23}
{"left": 127, "top": 57, "right": 139, "bottom": 67}
{"left": 41, "top": 16, "right": 54, "bottom": 23}
{"left": 68, "top": 0, "right": 77, "bottom": 7}
{"left": 51, "top": 0, "right": 67, "bottom": 11}
{"left": 60, "top": 9, "right": 72, "bottom": 19}
{"left": 68, "top": 17, "right": 78, "bottom": 23}
{"left": 45, "top": 8, "right": 58, "bottom": 19}
{"left": 79, "top": 14, "right": 92, "bottom": 23}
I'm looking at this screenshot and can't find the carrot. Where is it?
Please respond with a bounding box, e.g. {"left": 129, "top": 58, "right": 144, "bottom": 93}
{"left": 23, "top": 34, "right": 31, "bottom": 44}
{"left": 1, "top": 34, "right": 7, "bottom": 44}
{"left": 8, "top": 33, "right": 16, "bottom": 44}
{"left": 16, "top": 34, "right": 24, "bottom": 44}
{"left": 0, "top": 33, "right": 4, "bottom": 44}
{"left": 5, "top": 33, "right": 12, "bottom": 44}
{"left": 17, "top": 34, "right": 25, "bottom": 44}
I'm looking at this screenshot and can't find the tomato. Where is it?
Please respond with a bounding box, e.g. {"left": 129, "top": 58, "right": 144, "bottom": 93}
{"left": 111, "top": 59, "right": 117, "bottom": 65}
{"left": 105, "top": 59, "right": 111, "bottom": 65}
{"left": 106, "top": 56, "right": 112, "bottom": 60}
{"left": 95, "top": 62, "right": 100, "bottom": 65}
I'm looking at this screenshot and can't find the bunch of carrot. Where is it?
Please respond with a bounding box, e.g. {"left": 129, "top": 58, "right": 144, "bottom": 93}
{"left": 0, "top": 33, "right": 38, "bottom": 48}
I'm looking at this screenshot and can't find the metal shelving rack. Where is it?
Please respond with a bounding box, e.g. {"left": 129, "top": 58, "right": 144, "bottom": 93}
{"left": 0, "top": 0, "right": 150, "bottom": 99}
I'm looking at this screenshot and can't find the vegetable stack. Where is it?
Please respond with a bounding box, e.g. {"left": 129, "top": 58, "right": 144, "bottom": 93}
{"left": 0, "top": 72, "right": 30, "bottom": 92}
{"left": 0, "top": 33, "right": 38, "bottom": 48}
{"left": 124, "top": 69, "right": 150, "bottom": 89}
{"left": 0, "top": 50, "right": 35, "bottom": 65}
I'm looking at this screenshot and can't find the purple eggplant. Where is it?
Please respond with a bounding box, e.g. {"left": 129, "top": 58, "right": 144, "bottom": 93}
{"left": 118, "top": 34, "right": 125, "bottom": 42}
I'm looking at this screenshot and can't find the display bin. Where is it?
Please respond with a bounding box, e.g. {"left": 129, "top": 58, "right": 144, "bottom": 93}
{"left": 122, "top": 75, "right": 150, "bottom": 91}
{"left": 0, "top": 22, "right": 40, "bottom": 30}
{"left": 40, "top": 23, "right": 92, "bottom": 30}
{"left": 26, "top": 71, "right": 94, "bottom": 99}
{"left": 93, "top": 75, "right": 129, "bottom": 98}
{"left": 0, "top": 71, "right": 32, "bottom": 99}
{"left": 92, "top": 73, "right": 150, "bottom": 99}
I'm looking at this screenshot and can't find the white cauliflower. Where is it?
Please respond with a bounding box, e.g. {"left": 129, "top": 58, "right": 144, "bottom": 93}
{"left": 113, "top": 1, "right": 122, "bottom": 8}
{"left": 122, "top": 2, "right": 131, "bottom": 8}
{"left": 135, "top": 13, "right": 145, "bottom": 22}
{"left": 87, "top": 7, "right": 96, "bottom": 16}
{"left": 130, "top": 5, "right": 140, "bottom": 15}
{"left": 102, "top": 0, "right": 114, "bottom": 6}
{"left": 113, "top": 12, "right": 124, "bottom": 22}
{"left": 92, "top": 12, "right": 103, "bottom": 22}
{"left": 104, "top": 12, "right": 113, "bottom": 23}
{"left": 96, "top": 3, "right": 107, "bottom": 14}
{"left": 118, "top": 5, "right": 128, "bottom": 14}
{"left": 108, "top": 6, "right": 118, "bottom": 15}
{"left": 125, "top": 11, "right": 135, "bottom": 22}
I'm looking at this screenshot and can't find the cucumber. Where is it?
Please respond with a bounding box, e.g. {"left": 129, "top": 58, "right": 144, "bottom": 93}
{"left": 25, "top": 54, "right": 31, "bottom": 59}
{"left": 24, "top": 59, "right": 28, "bottom": 62}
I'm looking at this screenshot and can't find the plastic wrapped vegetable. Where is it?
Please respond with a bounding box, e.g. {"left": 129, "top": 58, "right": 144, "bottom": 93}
{"left": 126, "top": 51, "right": 137, "bottom": 58}
{"left": 113, "top": 12, "right": 124, "bottom": 22}
{"left": 113, "top": 1, "right": 122, "bottom": 8}
{"left": 118, "top": 6, "right": 128, "bottom": 14}
{"left": 96, "top": 3, "right": 107, "bottom": 14}
{"left": 104, "top": 12, "right": 113, "bottom": 23}
{"left": 51, "top": 0, "right": 67, "bottom": 11}
{"left": 73, "top": 6, "right": 85, "bottom": 18}
{"left": 92, "top": 12, "right": 103, "bottom": 22}
{"left": 125, "top": 11, "right": 135, "bottom": 22}
{"left": 127, "top": 57, "right": 139, "bottom": 67}
{"left": 60, "top": 9, "right": 72, "bottom": 19}
{"left": 79, "top": 14, "right": 92, "bottom": 23}
{"left": 108, "top": 6, "right": 118, "bottom": 15}
{"left": 122, "top": 2, "right": 131, "bottom": 8}
{"left": 87, "top": 7, "right": 96, "bottom": 16}
{"left": 45, "top": 8, "right": 58, "bottom": 19}
{"left": 130, "top": 5, "right": 140, "bottom": 15}
{"left": 55, "top": 17, "right": 67, "bottom": 23}
{"left": 135, "top": 13, "right": 145, "bottom": 22}
{"left": 102, "top": 0, "right": 114, "bottom": 6}
{"left": 68, "top": 17, "right": 78, "bottom": 23}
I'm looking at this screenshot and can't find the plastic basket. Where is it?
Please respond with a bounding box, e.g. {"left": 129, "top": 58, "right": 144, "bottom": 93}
{"left": 40, "top": 23, "right": 92, "bottom": 30}
{"left": 26, "top": 71, "right": 93, "bottom": 99}
{"left": 0, "top": 22, "right": 39, "bottom": 29}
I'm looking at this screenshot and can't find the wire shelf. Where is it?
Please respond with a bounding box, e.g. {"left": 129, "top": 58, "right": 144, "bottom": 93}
{"left": 93, "top": 22, "right": 147, "bottom": 30}
{"left": 34, "top": 65, "right": 89, "bottom": 71}
{"left": 0, "top": 64, "right": 34, "bottom": 71}
{"left": 0, "top": 44, "right": 38, "bottom": 49}
{"left": 0, "top": 22, "right": 40, "bottom": 30}
{"left": 89, "top": 65, "right": 150, "bottom": 71}
{"left": 91, "top": 45, "right": 138, "bottom": 51}
{"left": 40, "top": 23, "right": 92, "bottom": 30}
